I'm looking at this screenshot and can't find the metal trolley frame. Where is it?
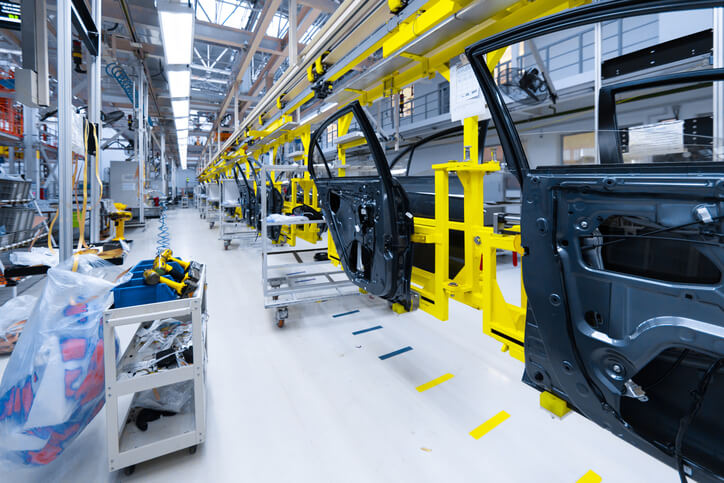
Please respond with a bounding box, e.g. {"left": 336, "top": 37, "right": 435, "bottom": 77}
{"left": 260, "top": 164, "right": 360, "bottom": 327}
{"left": 103, "top": 266, "right": 207, "bottom": 475}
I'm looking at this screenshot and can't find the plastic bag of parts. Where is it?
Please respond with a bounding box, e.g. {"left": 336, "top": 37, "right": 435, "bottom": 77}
{"left": 0, "top": 295, "right": 38, "bottom": 355}
{"left": 9, "top": 247, "right": 59, "bottom": 268}
{"left": 0, "top": 255, "right": 130, "bottom": 468}
{"left": 134, "top": 380, "right": 193, "bottom": 414}
{"left": 119, "top": 319, "right": 195, "bottom": 377}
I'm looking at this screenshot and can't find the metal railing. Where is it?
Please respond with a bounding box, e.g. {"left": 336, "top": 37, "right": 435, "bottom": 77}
{"left": 495, "top": 18, "right": 658, "bottom": 84}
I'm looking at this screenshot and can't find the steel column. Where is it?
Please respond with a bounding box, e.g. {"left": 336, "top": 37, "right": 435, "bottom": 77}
{"left": 7, "top": 146, "right": 13, "bottom": 174}
{"left": 57, "top": 0, "right": 73, "bottom": 260}
{"left": 23, "top": 106, "right": 38, "bottom": 196}
{"left": 89, "top": 0, "right": 102, "bottom": 243}
{"left": 161, "top": 132, "right": 167, "bottom": 197}
{"left": 137, "top": 67, "right": 145, "bottom": 223}
{"left": 289, "top": 0, "right": 298, "bottom": 67}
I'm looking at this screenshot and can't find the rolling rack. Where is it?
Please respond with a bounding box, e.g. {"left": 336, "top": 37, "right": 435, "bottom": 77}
{"left": 206, "top": 182, "right": 220, "bottom": 229}
{"left": 218, "top": 177, "right": 256, "bottom": 250}
{"left": 103, "top": 265, "right": 207, "bottom": 475}
{"left": 260, "top": 163, "right": 360, "bottom": 327}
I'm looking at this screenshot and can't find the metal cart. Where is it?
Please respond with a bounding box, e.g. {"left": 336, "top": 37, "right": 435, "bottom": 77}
{"left": 260, "top": 164, "right": 360, "bottom": 327}
{"left": 205, "top": 182, "right": 220, "bottom": 229}
{"left": 103, "top": 266, "right": 207, "bottom": 475}
{"left": 218, "top": 178, "right": 256, "bottom": 249}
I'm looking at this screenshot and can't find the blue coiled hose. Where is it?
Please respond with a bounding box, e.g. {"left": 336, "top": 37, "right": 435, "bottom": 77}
{"left": 156, "top": 202, "right": 170, "bottom": 257}
{"left": 105, "top": 63, "right": 135, "bottom": 105}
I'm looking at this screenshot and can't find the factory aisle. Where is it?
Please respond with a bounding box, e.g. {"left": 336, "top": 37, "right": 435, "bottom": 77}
{"left": 2, "top": 206, "right": 675, "bottom": 483}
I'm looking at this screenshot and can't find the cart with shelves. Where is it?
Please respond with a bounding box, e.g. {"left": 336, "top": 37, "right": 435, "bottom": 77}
{"left": 260, "top": 164, "right": 360, "bottom": 327}
{"left": 103, "top": 265, "right": 207, "bottom": 475}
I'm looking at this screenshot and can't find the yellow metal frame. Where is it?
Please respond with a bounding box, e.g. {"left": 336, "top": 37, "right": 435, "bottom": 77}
{"left": 194, "top": 0, "right": 594, "bottom": 362}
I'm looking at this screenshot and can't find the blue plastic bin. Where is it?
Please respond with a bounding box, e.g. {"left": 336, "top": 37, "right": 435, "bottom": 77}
{"left": 112, "top": 260, "right": 177, "bottom": 308}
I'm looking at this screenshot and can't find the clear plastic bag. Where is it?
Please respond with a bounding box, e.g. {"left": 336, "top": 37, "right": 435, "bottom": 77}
{"left": 9, "top": 247, "right": 59, "bottom": 268}
{"left": 133, "top": 381, "right": 193, "bottom": 413}
{"left": 0, "top": 295, "right": 38, "bottom": 354}
{"left": 0, "top": 255, "right": 130, "bottom": 468}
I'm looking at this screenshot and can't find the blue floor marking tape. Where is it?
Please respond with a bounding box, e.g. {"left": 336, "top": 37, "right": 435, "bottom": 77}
{"left": 296, "top": 278, "right": 315, "bottom": 283}
{"left": 332, "top": 309, "right": 360, "bottom": 318}
{"left": 352, "top": 325, "right": 383, "bottom": 335}
{"left": 286, "top": 271, "right": 305, "bottom": 276}
{"left": 379, "top": 346, "right": 413, "bottom": 360}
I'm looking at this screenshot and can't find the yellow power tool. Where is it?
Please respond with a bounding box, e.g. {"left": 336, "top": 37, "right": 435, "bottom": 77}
{"left": 143, "top": 269, "right": 198, "bottom": 298}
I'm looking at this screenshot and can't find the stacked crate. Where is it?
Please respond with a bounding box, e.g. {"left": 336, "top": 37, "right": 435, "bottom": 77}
{"left": 0, "top": 176, "right": 35, "bottom": 249}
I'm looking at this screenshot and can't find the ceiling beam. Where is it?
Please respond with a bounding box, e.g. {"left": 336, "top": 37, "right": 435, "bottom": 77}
{"left": 298, "top": 0, "right": 337, "bottom": 13}
{"left": 206, "top": 0, "right": 283, "bottom": 145}
{"left": 194, "top": 20, "right": 284, "bottom": 55}
{"left": 237, "top": 8, "right": 321, "bottom": 115}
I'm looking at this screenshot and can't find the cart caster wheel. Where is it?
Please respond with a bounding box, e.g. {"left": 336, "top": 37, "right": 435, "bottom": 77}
{"left": 124, "top": 465, "right": 135, "bottom": 476}
{"left": 209, "top": 222, "right": 214, "bottom": 229}
{"left": 272, "top": 295, "right": 278, "bottom": 301}
{"left": 189, "top": 445, "right": 197, "bottom": 455}
{"left": 277, "top": 319, "right": 285, "bottom": 328}
{"left": 224, "top": 241, "right": 230, "bottom": 250}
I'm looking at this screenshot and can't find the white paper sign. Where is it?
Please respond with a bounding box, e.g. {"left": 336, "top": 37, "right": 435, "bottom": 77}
{"left": 628, "top": 120, "right": 685, "bottom": 156}
{"left": 450, "top": 63, "right": 491, "bottom": 122}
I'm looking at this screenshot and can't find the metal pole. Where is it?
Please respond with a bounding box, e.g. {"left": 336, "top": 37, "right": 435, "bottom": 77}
{"left": 161, "top": 132, "right": 167, "bottom": 198}
{"left": 714, "top": 7, "right": 724, "bottom": 162}
{"left": 57, "top": 0, "right": 73, "bottom": 260}
{"left": 289, "top": 0, "right": 298, "bottom": 68}
{"left": 23, "top": 106, "right": 38, "bottom": 195}
{"left": 137, "top": 68, "right": 145, "bottom": 223}
{"left": 234, "top": 85, "right": 239, "bottom": 130}
{"left": 593, "top": 22, "right": 602, "bottom": 164}
{"left": 89, "top": 0, "right": 101, "bottom": 243}
{"left": 7, "top": 146, "right": 13, "bottom": 174}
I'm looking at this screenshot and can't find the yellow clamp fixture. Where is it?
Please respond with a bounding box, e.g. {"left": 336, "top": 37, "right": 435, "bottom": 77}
{"left": 307, "top": 51, "right": 330, "bottom": 82}
{"left": 388, "top": 0, "right": 407, "bottom": 14}
{"left": 258, "top": 113, "right": 265, "bottom": 126}
{"left": 276, "top": 94, "right": 286, "bottom": 110}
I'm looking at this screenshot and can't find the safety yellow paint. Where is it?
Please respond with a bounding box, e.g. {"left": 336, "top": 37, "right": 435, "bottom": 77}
{"left": 469, "top": 411, "right": 510, "bottom": 439}
{"left": 383, "top": 0, "right": 472, "bottom": 57}
{"left": 540, "top": 391, "right": 570, "bottom": 418}
{"left": 416, "top": 374, "right": 454, "bottom": 392}
{"left": 463, "top": 115, "right": 478, "bottom": 162}
{"left": 577, "top": 470, "right": 602, "bottom": 483}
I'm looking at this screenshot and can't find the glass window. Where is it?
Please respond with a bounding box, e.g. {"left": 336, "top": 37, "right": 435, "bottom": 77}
{"left": 476, "top": 9, "right": 721, "bottom": 168}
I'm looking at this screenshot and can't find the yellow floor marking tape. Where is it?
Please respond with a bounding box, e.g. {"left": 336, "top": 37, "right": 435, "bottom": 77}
{"left": 469, "top": 410, "right": 510, "bottom": 439}
{"left": 416, "top": 373, "right": 454, "bottom": 392}
{"left": 577, "top": 470, "right": 602, "bottom": 483}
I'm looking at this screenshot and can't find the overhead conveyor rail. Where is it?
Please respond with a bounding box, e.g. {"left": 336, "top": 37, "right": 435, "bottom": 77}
{"left": 201, "top": 0, "right": 588, "bottom": 170}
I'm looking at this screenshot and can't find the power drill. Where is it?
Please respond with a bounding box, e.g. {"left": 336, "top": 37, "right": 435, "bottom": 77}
{"left": 143, "top": 269, "right": 198, "bottom": 298}
{"left": 145, "top": 249, "right": 202, "bottom": 297}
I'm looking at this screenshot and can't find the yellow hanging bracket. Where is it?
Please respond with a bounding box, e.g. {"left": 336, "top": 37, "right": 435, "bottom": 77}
{"left": 399, "top": 52, "right": 433, "bottom": 79}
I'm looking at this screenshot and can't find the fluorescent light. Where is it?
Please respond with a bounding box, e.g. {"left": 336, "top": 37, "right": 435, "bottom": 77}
{"left": 171, "top": 99, "right": 189, "bottom": 119}
{"left": 175, "top": 117, "right": 189, "bottom": 132}
{"left": 168, "top": 70, "right": 191, "bottom": 99}
{"left": 159, "top": 10, "right": 193, "bottom": 65}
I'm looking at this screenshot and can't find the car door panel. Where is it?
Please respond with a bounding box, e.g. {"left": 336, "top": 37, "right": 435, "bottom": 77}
{"left": 309, "top": 102, "right": 414, "bottom": 308}
{"left": 466, "top": 1, "right": 724, "bottom": 481}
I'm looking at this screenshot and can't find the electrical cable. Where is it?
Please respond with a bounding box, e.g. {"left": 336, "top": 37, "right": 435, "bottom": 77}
{"left": 77, "top": 121, "right": 89, "bottom": 250}
{"left": 582, "top": 216, "right": 724, "bottom": 251}
{"left": 674, "top": 357, "right": 724, "bottom": 483}
{"left": 643, "top": 349, "right": 690, "bottom": 391}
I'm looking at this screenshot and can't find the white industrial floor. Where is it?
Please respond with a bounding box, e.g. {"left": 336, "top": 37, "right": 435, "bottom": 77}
{"left": 1, "top": 207, "right": 678, "bottom": 483}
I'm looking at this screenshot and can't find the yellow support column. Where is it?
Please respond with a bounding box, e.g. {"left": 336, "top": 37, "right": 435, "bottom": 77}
{"left": 432, "top": 165, "right": 449, "bottom": 319}
{"left": 463, "top": 115, "right": 478, "bottom": 162}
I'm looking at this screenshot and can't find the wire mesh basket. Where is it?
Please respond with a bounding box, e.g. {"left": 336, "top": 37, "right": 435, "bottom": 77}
{"left": 0, "top": 207, "right": 34, "bottom": 233}
{"left": 0, "top": 178, "right": 32, "bottom": 203}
